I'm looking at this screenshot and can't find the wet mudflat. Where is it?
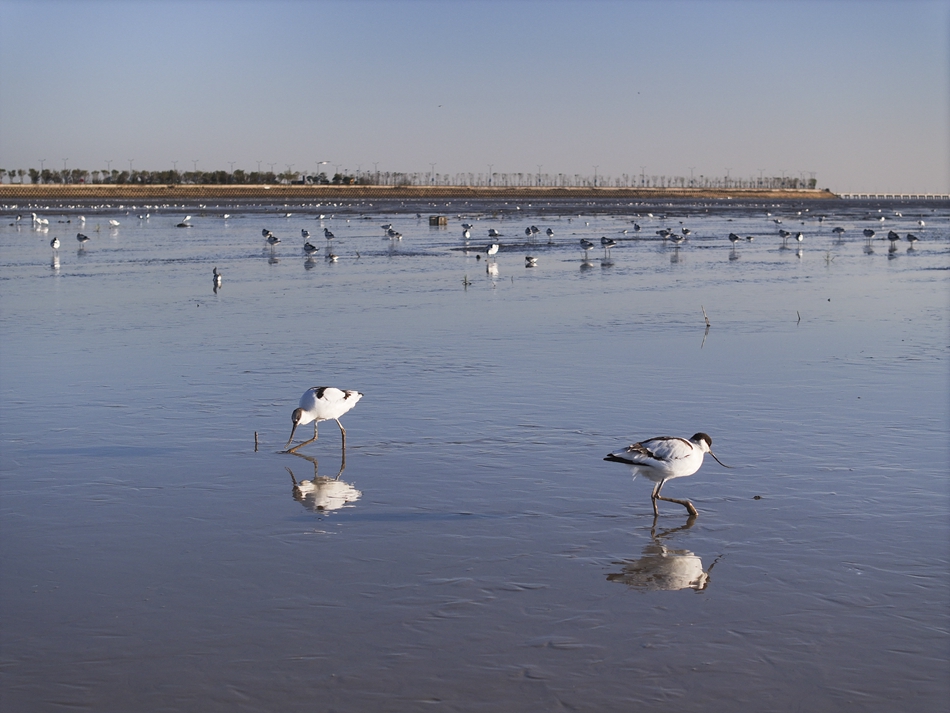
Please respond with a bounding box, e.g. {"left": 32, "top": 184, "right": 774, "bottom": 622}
{"left": 2, "top": 199, "right": 948, "bottom": 711}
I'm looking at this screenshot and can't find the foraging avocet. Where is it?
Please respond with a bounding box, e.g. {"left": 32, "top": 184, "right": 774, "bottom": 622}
{"left": 604, "top": 433, "right": 730, "bottom": 517}
{"left": 50, "top": 237, "right": 60, "bottom": 249}
{"left": 525, "top": 255, "right": 538, "bottom": 267}
{"left": 601, "top": 236, "right": 617, "bottom": 255}
{"left": 76, "top": 232, "right": 90, "bottom": 245}
{"left": 486, "top": 243, "right": 499, "bottom": 258}
{"left": 212, "top": 267, "right": 222, "bottom": 290}
{"left": 580, "top": 238, "right": 595, "bottom": 257}
{"left": 285, "top": 387, "right": 363, "bottom": 453}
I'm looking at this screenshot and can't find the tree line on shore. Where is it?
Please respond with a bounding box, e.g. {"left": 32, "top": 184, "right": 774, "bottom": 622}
{"left": 0, "top": 167, "right": 819, "bottom": 190}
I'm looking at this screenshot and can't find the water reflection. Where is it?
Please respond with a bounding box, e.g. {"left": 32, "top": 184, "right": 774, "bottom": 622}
{"left": 284, "top": 452, "right": 361, "bottom": 513}
{"left": 607, "top": 517, "right": 720, "bottom": 592}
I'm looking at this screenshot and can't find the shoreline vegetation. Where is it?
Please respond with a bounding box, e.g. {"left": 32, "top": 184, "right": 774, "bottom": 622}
{"left": 0, "top": 184, "right": 838, "bottom": 204}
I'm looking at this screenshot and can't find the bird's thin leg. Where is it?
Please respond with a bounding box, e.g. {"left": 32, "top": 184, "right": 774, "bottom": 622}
{"left": 656, "top": 493, "right": 699, "bottom": 517}
{"left": 336, "top": 419, "right": 346, "bottom": 450}
{"left": 651, "top": 481, "right": 663, "bottom": 516}
{"left": 285, "top": 436, "right": 316, "bottom": 454}
{"left": 314, "top": 422, "right": 319, "bottom": 440}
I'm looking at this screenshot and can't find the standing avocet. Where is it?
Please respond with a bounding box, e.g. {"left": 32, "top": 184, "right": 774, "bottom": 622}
{"left": 604, "top": 433, "right": 730, "bottom": 517}
{"left": 285, "top": 387, "right": 363, "bottom": 453}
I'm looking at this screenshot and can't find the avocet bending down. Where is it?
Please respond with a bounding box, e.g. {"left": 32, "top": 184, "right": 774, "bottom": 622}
{"left": 604, "top": 433, "right": 730, "bottom": 517}
{"left": 285, "top": 387, "right": 363, "bottom": 453}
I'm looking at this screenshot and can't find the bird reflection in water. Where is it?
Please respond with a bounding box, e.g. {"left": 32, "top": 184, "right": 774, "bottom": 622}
{"left": 285, "top": 451, "right": 361, "bottom": 513}
{"left": 606, "top": 516, "right": 721, "bottom": 592}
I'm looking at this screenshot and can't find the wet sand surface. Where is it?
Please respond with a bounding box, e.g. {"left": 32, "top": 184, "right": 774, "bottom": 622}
{"left": 2, "top": 199, "right": 948, "bottom": 711}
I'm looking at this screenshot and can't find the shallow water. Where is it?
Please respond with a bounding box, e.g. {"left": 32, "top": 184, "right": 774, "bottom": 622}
{"left": 2, "top": 200, "right": 948, "bottom": 712}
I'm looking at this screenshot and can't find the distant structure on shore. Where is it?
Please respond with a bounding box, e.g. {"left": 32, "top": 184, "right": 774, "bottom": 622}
{"left": 1, "top": 165, "right": 822, "bottom": 192}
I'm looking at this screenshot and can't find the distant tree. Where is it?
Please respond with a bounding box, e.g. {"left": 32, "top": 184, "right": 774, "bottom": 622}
{"left": 29, "top": 168, "right": 40, "bottom": 184}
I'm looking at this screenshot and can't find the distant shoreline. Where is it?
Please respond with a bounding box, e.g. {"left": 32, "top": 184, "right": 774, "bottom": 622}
{"left": 0, "top": 184, "right": 839, "bottom": 205}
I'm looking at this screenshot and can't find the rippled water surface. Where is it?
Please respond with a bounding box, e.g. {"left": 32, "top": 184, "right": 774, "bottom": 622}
{"left": 2, "top": 199, "right": 948, "bottom": 712}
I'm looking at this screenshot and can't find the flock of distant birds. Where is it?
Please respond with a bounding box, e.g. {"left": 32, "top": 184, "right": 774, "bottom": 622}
{"left": 19, "top": 207, "right": 933, "bottom": 286}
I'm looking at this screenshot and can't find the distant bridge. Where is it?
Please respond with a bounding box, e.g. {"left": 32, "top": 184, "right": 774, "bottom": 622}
{"left": 837, "top": 193, "right": 950, "bottom": 200}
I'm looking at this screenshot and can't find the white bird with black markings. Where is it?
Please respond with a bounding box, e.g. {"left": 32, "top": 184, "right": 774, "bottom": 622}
{"left": 285, "top": 387, "right": 363, "bottom": 453}
{"left": 604, "top": 433, "right": 730, "bottom": 517}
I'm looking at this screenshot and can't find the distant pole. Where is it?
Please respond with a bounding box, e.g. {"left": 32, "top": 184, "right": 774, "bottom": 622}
{"left": 724, "top": 167, "right": 731, "bottom": 187}
{"left": 267, "top": 163, "right": 276, "bottom": 174}
{"left": 487, "top": 164, "right": 493, "bottom": 186}
{"left": 536, "top": 164, "right": 543, "bottom": 186}
{"left": 640, "top": 166, "right": 646, "bottom": 186}
{"left": 106, "top": 160, "right": 112, "bottom": 173}
{"left": 39, "top": 159, "right": 46, "bottom": 172}
{"left": 172, "top": 161, "right": 178, "bottom": 172}
{"left": 593, "top": 165, "right": 599, "bottom": 187}
{"left": 228, "top": 161, "right": 235, "bottom": 173}
{"left": 429, "top": 163, "right": 436, "bottom": 185}
{"left": 758, "top": 168, "right": 764, "bottom": 187}
{"left": 128, "top": 159, "right": 134, "bottom": 173}
{"left": 688, "top": 166, "right": 695, "bottom": 186}
{"left": 194, "top": 159, "right": 200, "bottom": 172}
{"left": 62, "top": 158, "right": 69, "bottom": 171}
{"left": 257, "top": 160, "right": 262, "bottom": 173}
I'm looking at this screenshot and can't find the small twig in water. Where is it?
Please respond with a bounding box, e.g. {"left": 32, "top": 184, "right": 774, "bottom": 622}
{"left": 797, "top": 310, "right": 801, "bottom": 324}
{"left": 254, "top": 431, "right": 259, "bottom": 452}
{"left": 701, "top": 305, "right": 711, "bottom": 327}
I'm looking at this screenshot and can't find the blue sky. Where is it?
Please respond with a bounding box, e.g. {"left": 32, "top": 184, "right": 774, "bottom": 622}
{"left": 1, "top": 0, "right": 947, "bottom": 192}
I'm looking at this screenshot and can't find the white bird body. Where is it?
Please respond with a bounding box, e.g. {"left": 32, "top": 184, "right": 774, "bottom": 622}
{"left": 108, "top": 219, "right": 120, "bottom": 227}
{"left": 50, "top": 237, "right": 60, "bottom": 249}
{"left": 486, "top": 243, "right": 499, "bottom": 257}
{"left": 286, "top": 387, "right": 363, "bottom": 452}
{"left": 212, "top": 267, "right": 222, "bottom": 289}
{"left": 604, "top": 433, "right": 728, "bottom": 516}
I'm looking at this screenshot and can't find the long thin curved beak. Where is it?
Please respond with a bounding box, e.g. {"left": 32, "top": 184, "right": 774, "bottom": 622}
{"left": 708, "top": 451, "right": 732, "bottom": 468}
{"left": 285, "top": 422, "right": 298, "bottom": 448}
